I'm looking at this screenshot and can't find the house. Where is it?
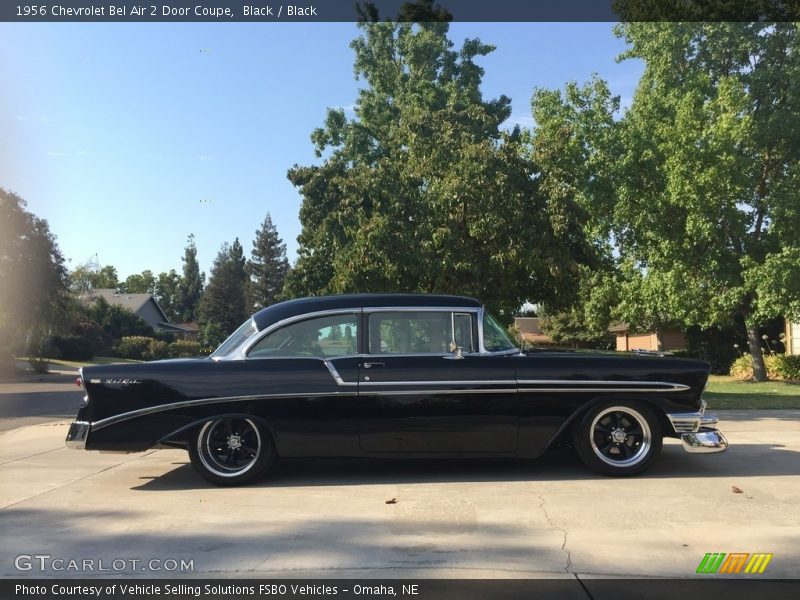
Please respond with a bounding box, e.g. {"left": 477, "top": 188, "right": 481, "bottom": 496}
{"left": 513, "top": 317, "right": 555, "bottom": 346}
{"left": 786, "top": 320, "right": 800, "bottom": 355}
{"left": 609, "top": 323, "right": 686, "bottom": 352}
{"left": 87, "top": 289, "right": 197, "bottom": 337}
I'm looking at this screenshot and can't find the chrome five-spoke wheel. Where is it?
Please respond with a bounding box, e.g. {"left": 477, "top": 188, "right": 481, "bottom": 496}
{"left": 573, "top": 401, "right": 662, "bottom": 476}
{"left": 189, "top": 417, "right": 274, "bottom": 485}
{"left": 590, "top": 406, "right": 652, "bottom": 468}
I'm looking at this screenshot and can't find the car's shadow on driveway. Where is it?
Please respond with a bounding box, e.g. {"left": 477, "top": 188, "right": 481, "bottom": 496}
{"left": 132, "top": 442, "right": 800, "bottom": 491}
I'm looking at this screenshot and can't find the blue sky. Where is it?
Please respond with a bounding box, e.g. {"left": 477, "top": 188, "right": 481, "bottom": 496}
{"left": 0, "top": 22, "right": 643, "bottom": 280}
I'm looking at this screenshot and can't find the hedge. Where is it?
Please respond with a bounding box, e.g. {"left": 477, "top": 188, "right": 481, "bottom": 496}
{"left": 115, "top": 337, "right": 212, "bottom": 360}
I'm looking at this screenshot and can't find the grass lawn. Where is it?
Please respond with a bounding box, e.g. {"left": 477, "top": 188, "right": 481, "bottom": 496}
{"left": 704, "top": 374, "right": 800, "bottom": 409}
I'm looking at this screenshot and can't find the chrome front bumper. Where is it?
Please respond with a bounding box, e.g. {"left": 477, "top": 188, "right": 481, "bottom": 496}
{"left": 680, "top": 429, "right": 729, "bottom": 453}
{"left": 65, "top": 420, "right": 90, "bottom": 449}
{"left": 667, "top": 401, "right": 729, "bottom": 454}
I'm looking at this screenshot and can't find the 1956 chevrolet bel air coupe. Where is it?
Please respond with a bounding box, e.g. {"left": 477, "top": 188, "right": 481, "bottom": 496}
{"left": 66, "top": 294, "right": 728, "bottom": 485}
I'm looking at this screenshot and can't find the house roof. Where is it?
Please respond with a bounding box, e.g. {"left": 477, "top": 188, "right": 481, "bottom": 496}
{"left": 513, "top": 317, "right": 554, "bottom": 344}
{"left": 608, "top": 322, "right": 631, "bottom": 333}
{"left": 89, "top": 289, "right": 169, "bottom": 323}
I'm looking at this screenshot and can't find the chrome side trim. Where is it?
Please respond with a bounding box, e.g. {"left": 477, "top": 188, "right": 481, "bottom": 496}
{"left": 360, "top": 379, "right": 518, "bottom": 386}
{"left": 324, "top": 360, "right": 357, "bottom": 386}
{"left": 65, "top": 421, "right": 90, "bottom": 449}
{"left": 680, "top": 429, "right": 728, "bottom": 453}
{"left": 363, "top": 389, "right": 517, "bottom": 396}
{"left": 90, "top": 385, "right": 524, "bottom": 431}
{"left": 518, "top": 380, "right": 689, "bottom": 392}
{"left": 90, "top": 391, "right": 351, "bottom": 431}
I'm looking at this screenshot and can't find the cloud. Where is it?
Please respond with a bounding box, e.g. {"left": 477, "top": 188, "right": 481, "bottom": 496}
{"left": 199, "top": 154, "right": 213, "bottom": 161}
{"left": 45, "top": 151, "right": 71, "bottom": 157}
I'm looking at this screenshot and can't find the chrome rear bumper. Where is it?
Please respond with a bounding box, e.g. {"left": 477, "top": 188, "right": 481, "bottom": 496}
{"left": 65, "top": 420, "right": 90, "bottom": 449}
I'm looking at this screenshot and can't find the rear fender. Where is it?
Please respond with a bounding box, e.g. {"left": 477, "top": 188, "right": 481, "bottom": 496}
{"left": 156, "top": 413, "right": 280, "bottom": 454}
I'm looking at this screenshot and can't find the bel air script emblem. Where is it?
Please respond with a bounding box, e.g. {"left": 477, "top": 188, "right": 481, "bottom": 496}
{"left": 104, "top": 378, "right": 142, "bottom": 386}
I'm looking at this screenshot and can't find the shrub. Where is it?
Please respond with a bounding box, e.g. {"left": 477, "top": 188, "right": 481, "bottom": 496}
{"left": 770, "top": 354, "right": 800, "bottom": 381}
{"left": 729, "top": 354, "right": 753, "bottom": 379}
{"left": 167, "top": 339, "right": 211, "bottom": 358}
{"left": 143, "top": 339, "right": 169, "bottom": 361}
{"left": 45, "top": 335, "right": 95, "bottom": 361}
{"left": 115, "top": 336, "right": 154, "bottom": 360}
{"left": 729, "top": 353, "right": 800, "bottom": 381}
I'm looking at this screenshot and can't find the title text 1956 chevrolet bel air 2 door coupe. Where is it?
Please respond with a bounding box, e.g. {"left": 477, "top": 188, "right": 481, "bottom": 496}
{"left": 66, "top": 294, "right": 728, "bottom": 485}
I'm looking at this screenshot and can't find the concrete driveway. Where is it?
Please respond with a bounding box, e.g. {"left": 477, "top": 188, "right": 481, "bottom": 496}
{"left": 0, "top": 409, "right": 798, "bottom": 580}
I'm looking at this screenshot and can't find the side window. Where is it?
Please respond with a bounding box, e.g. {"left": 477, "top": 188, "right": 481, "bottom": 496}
{"left": 247, "top": 313, "right": 358, "bottom": 358}
{"left": 368, "top": 311, "right": 475, "bottom": 354}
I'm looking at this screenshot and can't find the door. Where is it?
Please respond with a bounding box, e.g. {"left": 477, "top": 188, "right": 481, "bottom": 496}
{"left": 245, "top": 311, "right": 361, "bottom": 456}
{"left": 358, "top": 309, "right": 518, "bottom": 454}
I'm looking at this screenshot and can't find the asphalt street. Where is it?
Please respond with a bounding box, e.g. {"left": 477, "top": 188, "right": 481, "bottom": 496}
{"left": 0, "top": 377, "right": 798, "bottom": 580}
{"left": 0, "top": 373, "right": 84, "bottom": 432}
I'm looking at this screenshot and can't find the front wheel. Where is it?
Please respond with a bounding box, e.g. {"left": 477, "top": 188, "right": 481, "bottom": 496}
{"left": 572, "top": 402, "right": 662, "bottom": 476}
{"left": 188, "top": 417, "right": 275, "bottom": 486}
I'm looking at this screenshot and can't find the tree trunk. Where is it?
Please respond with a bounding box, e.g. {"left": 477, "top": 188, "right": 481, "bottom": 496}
{"left": 746, "top": 322, "right": 768, "bottom": 382}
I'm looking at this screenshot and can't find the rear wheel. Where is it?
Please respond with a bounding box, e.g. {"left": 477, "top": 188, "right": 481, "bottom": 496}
{"left": 188, "top": 417, "right": 274, "bottom": 486}
{"left": 572, "top": 402, "right": 662, "bottom": 476}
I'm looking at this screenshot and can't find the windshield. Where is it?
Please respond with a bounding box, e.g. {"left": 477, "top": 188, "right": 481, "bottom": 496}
{"left": 210, "top": 318, "right": 258, "bottom": 359}
{"left": 482, "top": 311, "right": 518, "bottom": 353}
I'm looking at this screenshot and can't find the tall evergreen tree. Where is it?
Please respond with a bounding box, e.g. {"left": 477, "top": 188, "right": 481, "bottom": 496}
{"left": 247, "top": 213, "right": 290, "bottom": 310}
{"left": 177, "top": 234, "right": 205, "bottom": 322}
{"left": 198, "top": 239, "right": 248, "bottom": 336}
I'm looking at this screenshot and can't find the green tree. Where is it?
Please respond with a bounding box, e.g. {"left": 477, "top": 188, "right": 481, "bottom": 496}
{"left": 527, "top": 77, "right": 622, "bottom": 338}
{"left": 0, "top": 189, "right": 68, "bottom": 357}
{"left": 610, "top": 22, "right": 800, "bottom": 380}
{"left": 86, "top": 296, "right": 154, "bottom": 341}
{"left": 198, "top": 239, "right": 249, "bottom": 336}
{"left": 284, "top": 5, "right": 595, "bottom": 316}
{"left": 69, "top": 262, "right": 119, "bottom": 292}
{"left": 247, "top": 213, "right": 289, "bottom": 310}
{"left": 154, "top": 270, "right": 182, "bottom": 322}
{"left": 119, "top": 270, "right": 156, "bottom": 294}
{"left": 177, "top": 234, "right": 205, "bottom": 322}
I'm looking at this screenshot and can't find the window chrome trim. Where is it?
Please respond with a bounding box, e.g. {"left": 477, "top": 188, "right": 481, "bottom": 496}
{"left": 362, "top": 306, "right": 480, "bottom": 314}
{"left": 479, "top": 307, "right": 520, "bottom": 354}
{"left": 223, "top": 304, "right": 520, "bottom": 359}
{"left": 239, "top": 308, "right": 360, "bottom": 360}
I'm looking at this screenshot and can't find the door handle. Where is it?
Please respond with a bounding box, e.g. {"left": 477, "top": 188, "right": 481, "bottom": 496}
{"left": 363, "top": 362, "right": 385, "bottom": 369}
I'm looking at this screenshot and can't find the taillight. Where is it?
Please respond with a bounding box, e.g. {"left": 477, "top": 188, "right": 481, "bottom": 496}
{"left": 75, "top": 377, "right": 83, "bottom": 389}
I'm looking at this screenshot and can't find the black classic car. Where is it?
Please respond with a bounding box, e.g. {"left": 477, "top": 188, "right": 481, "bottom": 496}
{"left": 66, "top": 294, "right": 728, "bottom": 485}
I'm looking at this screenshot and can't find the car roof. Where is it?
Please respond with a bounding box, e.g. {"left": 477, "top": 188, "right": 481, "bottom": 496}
{"left": 252, "top": 293, "right": 482, "bottom": 330}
